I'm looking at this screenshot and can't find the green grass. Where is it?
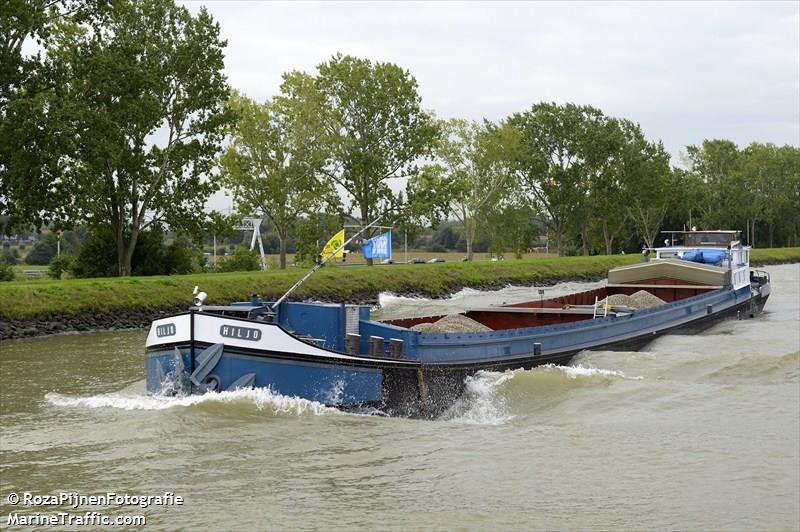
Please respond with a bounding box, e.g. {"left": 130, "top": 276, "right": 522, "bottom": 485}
{"left": 750, "top": 247, "right": 800, "bottom": 264}
{"left": 0, "top": 248, "right": 797, "bottom": 321}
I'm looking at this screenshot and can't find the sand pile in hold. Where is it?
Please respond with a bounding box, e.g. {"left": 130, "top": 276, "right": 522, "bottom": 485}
{"left": 411, "top": 314, "right": 493, "bottom": 333}
{"left": 602, "top": 290, "right": 666, "bottom": 310}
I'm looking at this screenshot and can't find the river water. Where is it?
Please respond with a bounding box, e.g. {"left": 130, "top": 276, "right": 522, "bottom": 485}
{"left": 1, "top": 264, "right": 798, "bottom": 531}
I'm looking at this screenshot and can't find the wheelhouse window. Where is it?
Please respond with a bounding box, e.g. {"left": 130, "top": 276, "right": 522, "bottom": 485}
{"left": 685, "top": 232, "right": 734, "bottom": 246}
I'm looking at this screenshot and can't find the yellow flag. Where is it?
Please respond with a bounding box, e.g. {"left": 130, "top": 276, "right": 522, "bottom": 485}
{"left": 321, "top": 229, "right": 345, "bottom": 258}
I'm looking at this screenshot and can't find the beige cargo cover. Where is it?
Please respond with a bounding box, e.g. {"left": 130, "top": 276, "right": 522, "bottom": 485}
{"left": 608, "top": 259, "right": 730, "bottom": 286}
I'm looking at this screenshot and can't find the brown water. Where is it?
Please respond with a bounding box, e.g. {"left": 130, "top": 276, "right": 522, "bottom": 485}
{"left": 1, "top": 264, "right": 798, "bottom": 531}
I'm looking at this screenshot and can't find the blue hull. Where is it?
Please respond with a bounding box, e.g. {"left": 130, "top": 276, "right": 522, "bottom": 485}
{"left": 146, "top": 347, "right": 384, "bottom": 406}
{"left": 145, "top": 282, "right": 769, "bottom": 417}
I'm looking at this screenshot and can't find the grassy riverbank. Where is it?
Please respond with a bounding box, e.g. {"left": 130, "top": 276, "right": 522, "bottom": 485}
{"left": 1, "top": 248, "right": 798, "bottom": 321}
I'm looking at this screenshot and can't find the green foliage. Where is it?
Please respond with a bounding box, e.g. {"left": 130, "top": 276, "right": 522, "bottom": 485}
{"left": 71, "top": 227, "right": 200, "bottom": 278}
{"left": 311, "top": 53, "right": 440, "bottom": 260}
{"left": 0, "top": 256, "right": 15, "bottom": 281}
{"left": 219, "top": 90, "right": 336, "bottom": 269}
{"left": 615, "top": 120, "right": 673, "bottom": 249}
{"left": 13, "top": 0, "right": 234, "bottom": 276}
{"left": 0, "top": 0, "right": 84, "bottom": 230}
{"left": 412, "top": 119, "right": 513, "bottom": 260}
{"left": 164, "top": 242, "right": 202, "bottom": 275}
{"left": 48, "top": 254, "right": 73, "bottom": 279}
{"left": 70, "top": 229, "right": 119, "bottom": 278}
{"left": 685, "top": 140, "right": 800, "bottom": 247}
{"left": 25, "top": 235, "right": 57, "bottom": 264}
{"left": 506, "top": 103, "right": 614, "bottom": 255}
{"left": 218, "top": 247, "right": 261, "bottom": 272}
{"left": 2, "top": 248, "right": 17, "bottom": 265}
{"left": 482, "top": 202, "right": 540, "bottom": 259}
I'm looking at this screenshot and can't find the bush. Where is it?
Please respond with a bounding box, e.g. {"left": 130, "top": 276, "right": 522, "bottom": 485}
{"left": 26, "top": 235, "right": 58, "bottom": 265}
{"left": 0, "top": 257, "right": 14, "bottom": 281}
{"left": 71, "top": 229, "right": 118, "bottom": 278}
{"left": 162, "top": 242, "right": 200, "bottom": 275}
{"left": 2, "top": 248, "right": 17, "bottom": 265}
{"left": 49, "top": 255, "right": 74, "bottom": 280}
{"left": 131, "top": 229, "right": 170, "bottom": 276}
{"left": 218, "top": 247, "right": 261, "bottom": 272}
{"left": 71, "top": 227, "right": 201, "bottom": 278}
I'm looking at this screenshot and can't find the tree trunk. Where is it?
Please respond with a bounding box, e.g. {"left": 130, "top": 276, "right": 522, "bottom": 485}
{"left": 580, "top": 222, "right": 589, "bottom": 256}
{"left": 278, "top": 234, "right": 287, "bottom": 269}
{"left": 115, "top": 222, "right": 126, "bottom": 276}
{"left": 119, "top": 225, "right": 139, "bottom": 277}
{"left": 361, "top": 205, "right": 373, "bottom": 266}
{"left": 602, "top": 219, "right": 614, "bottom": 255}
{"left": 465, "top": 218, "right": 474, "bottom": 261}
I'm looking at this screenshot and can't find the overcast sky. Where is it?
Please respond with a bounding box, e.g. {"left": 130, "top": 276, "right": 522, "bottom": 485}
{"left": 183, "top": 0, "right": 799, "bottom": 210}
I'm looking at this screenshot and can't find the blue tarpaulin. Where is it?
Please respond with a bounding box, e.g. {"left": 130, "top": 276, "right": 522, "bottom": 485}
{"left": 681, "top": 249, "right": 726, "bottom": 265}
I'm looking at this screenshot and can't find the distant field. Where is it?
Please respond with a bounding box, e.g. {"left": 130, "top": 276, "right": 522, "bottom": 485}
{"left": 7, "top": 264, "right": 49, "bottom": 281}
{"left": 242, "top": 249, "right": 556, "bottom": 267}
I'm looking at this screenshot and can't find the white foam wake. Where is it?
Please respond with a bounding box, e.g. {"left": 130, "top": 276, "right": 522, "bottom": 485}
{"left": 377, "top": 292, "right": 425, "bottom": 307}
{"left": 440, "top": 364, "right": 642, "bottom": 425}
{"left": 541, "top": 363, "right": 643, "bottom": 380}
{"left": 376, "top": 287, "right": 496, "bottom": 312}
{"left": 439, "top": 370, "right": 517, "bottom": 426}
{"left": 44, "top": 388, "right": 341, "bottom": 416}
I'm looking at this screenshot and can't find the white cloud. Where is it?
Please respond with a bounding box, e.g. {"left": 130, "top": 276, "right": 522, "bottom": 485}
{"left": 187, "top": 0, "right": 799, "bottom": 211}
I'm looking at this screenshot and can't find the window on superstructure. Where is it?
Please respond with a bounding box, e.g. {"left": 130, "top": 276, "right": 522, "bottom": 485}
{"left": 685, "top": 233, "right": 733, "bottom": 246}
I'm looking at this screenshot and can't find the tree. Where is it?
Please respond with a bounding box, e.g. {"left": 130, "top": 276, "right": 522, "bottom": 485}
{"left": 412, "top": 119, "right": 512, "bottom": 260}
{"left": 0, "top": 0, "right": 93, "bottom": 231}
{"left": 505, "top": 103, "right": 611, "bottom": 256}
{"left": 482, "top": 199, "right": 539, "bottom": 258}
{"left": 39, "top": 0, "right": 233, "bottom": 275}
{"left": 313, "top": 54, "right": 439, "bottom": 264}
{"left": 219, "top": 86, "right": 335, "bottom": 269}
{"left": 25, "top": 233, "right": 58, "bottom": 264}
{"left": 582, "top": 118, "right": 631, "bottom": 255}
{"left": 685, "top": 139, "right": 743, "bottom": 232}
{"left": 618, "top": 122, "right": 674, "bottom": 249}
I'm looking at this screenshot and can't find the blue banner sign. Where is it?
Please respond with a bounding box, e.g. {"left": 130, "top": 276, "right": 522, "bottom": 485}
{"left": 361, "top": 232, "right": 392, "bottom": 260}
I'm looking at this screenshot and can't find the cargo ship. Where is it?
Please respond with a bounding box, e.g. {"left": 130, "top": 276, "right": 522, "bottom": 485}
{"left": 145, "top": 230, "right": 770, "bottom": 417}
